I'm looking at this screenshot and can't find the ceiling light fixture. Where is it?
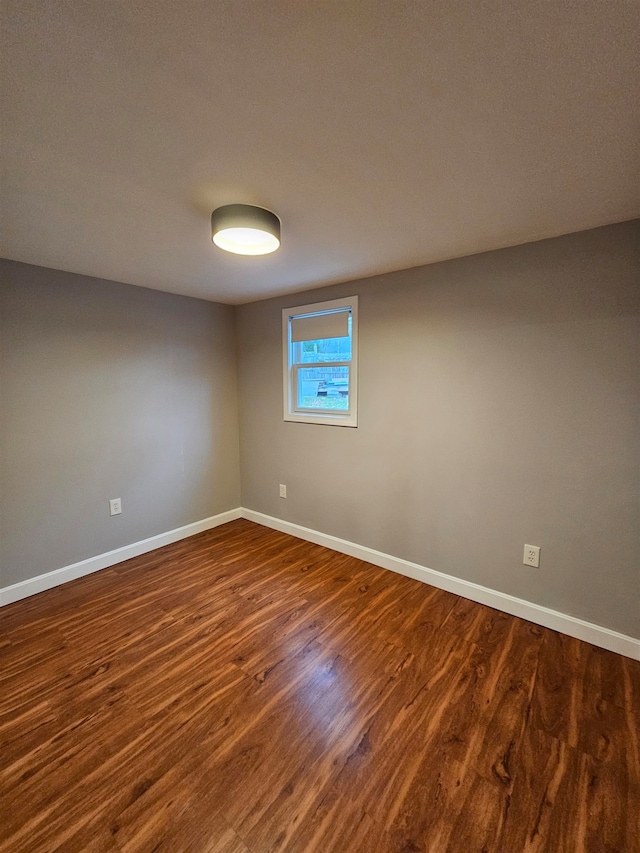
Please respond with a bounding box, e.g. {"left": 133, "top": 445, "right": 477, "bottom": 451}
{"left": 211, "top": 204, "right": 281, "bottom": 256}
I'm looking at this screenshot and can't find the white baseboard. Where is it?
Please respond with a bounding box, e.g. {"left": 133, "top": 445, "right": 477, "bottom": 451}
{"left": 0, "top": 508, "right": 243, "bottom": 607}
{"left": 241, "top": 509, "right": 640, "bottom": 662}
{"left": 3, "top": 505, "right": 638, "bottom": 661}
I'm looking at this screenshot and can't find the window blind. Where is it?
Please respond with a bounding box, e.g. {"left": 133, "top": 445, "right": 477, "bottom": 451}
{"left": 290, "top": 309, "right": 350, "bottom": 342}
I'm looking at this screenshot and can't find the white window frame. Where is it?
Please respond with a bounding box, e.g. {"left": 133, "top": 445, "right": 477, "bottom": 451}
{"left": 283, "top": 296, "right": 358, "bottom": 427}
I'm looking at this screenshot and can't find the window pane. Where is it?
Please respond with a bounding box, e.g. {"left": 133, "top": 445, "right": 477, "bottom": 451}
{"left": 297, "top": 365, "right": 349, "bottom": 410}
{"left": 293, "top": 335, "right": 351, "bottom": 364}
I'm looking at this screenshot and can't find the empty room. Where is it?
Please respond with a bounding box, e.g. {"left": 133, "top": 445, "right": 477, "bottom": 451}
{"left": 1, "top": 2, "right": 639, "bottom": 852}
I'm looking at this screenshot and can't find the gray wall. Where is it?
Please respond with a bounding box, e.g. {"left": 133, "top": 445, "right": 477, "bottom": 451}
{"left": 236, "top": 221, "right": 640, "bottom": 637}
{"left": 2, "top": 223, "right": 638, "bottom": 636}
{"left": 0, "top": 260, "right": 240, "bottom": 588}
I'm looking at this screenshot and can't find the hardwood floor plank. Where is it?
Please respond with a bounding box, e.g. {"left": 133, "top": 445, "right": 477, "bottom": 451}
{"left": 281, "top": 632, "right": 479, "bottom": 851}
{"left": 529, "top": 631, "right": 586, "bottom": 746}
{"left": 225, "top": 640, "right": 416, "bottom": 851}
{"left": 1, "top": 519, "right": 638, "bottom": 853}
{"left": 387, "top": 759, "right": 510, "bottom": 853}
{"left": 531, "top": 631, "right": 636, "bottom": 767}
{"left": 622, "top": 657, "right": 640, "bottom": 790}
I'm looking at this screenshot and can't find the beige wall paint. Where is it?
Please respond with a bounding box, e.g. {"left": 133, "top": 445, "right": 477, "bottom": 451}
{"left": 236, "top": 221, "right": 640, "bottom": 637}
{"left": 0, "top": 260, "right": 240, "bottom": 588}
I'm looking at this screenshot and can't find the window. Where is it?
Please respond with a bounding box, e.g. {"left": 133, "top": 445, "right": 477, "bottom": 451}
{"left": 283, "top": 296, "right": 358, "bottom": 426}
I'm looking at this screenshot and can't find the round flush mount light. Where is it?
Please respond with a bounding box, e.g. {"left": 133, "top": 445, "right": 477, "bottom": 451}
{"left": 211, "top": 204, "right": 281, "bottom": 255}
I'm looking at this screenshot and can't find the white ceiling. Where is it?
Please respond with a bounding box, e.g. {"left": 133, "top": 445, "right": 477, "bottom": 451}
{"left": 2, "top": 2, "right": 639, "bottom": 304}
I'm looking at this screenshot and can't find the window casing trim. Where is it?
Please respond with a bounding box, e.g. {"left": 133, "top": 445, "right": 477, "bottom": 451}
{"left": 282, "top": 296, "right": 358, "bottom": 427}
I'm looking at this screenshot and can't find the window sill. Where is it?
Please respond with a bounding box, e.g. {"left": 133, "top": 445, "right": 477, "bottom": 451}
{"left": 284, "top": 412, "right": 358, "bottom": 427}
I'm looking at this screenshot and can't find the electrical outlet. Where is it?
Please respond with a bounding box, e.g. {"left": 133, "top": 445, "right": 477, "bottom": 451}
{"left": 279, "top": 484, "right": 287, "bottom": 499}
{"left": 523, "top": 544, "right": 540, "bottom": 567}
{"left": 109, "top": 498, "right": 122, "bottom": 516}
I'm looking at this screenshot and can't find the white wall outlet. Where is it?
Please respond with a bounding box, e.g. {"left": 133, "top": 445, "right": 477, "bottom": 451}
{"left": 109, "top": 498, "right": 122, "bottom": 516}
{"left": 523, "top": 544, "right": 540, "bottom": 567}
{"left": 279, "top": 484, "right": 287, "bottom": 499}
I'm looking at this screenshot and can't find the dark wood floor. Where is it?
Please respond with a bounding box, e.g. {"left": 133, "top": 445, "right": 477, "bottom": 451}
{"left": 1, "top": 520, "right": 638, "bottom": 853}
